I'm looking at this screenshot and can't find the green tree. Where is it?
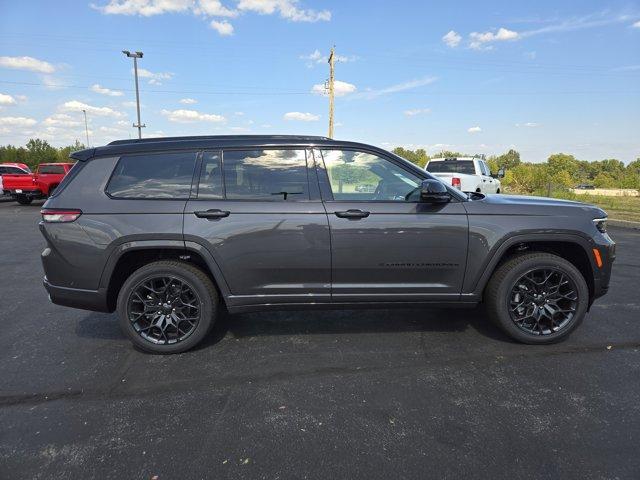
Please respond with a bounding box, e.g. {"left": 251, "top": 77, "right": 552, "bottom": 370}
{"left": 494, "top": 149, "right": 521, "bottom": 171}
{"left": 392, "top": 147, "right": 429, "bottom": 168}
{"left": 25, "top": 138, "right": 58, "bottom": 168}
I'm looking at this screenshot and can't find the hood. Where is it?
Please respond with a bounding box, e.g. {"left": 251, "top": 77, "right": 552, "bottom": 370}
{"left": 465, "top": 193, "right": 607, "bottom": 218}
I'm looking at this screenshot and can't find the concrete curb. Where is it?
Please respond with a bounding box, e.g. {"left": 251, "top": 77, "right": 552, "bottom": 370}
{"left": 609, "top": 219, "right": 640, "bottom": 230}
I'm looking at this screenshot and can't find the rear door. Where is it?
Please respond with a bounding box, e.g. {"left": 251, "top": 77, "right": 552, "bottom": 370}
{"left": 183, "top": 148, "right": 331, "bottom": 308}
{"left": 315, "top": 148, "right": 469, "bottom": 303}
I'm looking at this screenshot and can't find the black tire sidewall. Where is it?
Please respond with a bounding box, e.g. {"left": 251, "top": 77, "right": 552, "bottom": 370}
{"left": 117, "top": 263, "right": 215, "bottom": 354}
{"left": 491, "top": 255, "right": 589, "bottom": 344}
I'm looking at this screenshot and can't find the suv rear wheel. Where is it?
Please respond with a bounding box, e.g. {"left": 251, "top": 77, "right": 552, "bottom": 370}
{"left": 485, "top": 252, "right": 589, "bottom": 344}
{"left": 116, "top": 260, "right": 218, "bottom": 354}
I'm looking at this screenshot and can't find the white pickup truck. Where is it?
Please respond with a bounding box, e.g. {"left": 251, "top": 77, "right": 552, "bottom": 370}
{"left": 425, "top": 157, "right": 503, "bottom": 194}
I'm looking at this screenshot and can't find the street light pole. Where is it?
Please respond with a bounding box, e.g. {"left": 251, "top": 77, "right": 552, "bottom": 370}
{"left": 122, "top": 50, "right": 145, "bottom": 139}
{"left": 82, "top": 109, "right": 89, "bottom": 147}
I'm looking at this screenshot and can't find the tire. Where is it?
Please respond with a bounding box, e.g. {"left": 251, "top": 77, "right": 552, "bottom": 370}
{"left": 485, "top": 252, "right": 589, "bottom": 344}
{"left": 16, "top": 195, "right": 33, "bottom": 205}
{"left": 117, "top": 260, "right": 218, "bottom": 354}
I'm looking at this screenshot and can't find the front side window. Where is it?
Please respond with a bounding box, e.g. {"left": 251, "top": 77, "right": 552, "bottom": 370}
{"left": 223, "top": 149, "right": 309, "bottom": 201}
{"left": 321, "top": 149, "right": 422, "bottom": 201}
{"left": 107, "top": 152, "right": 197, "bottom": 199}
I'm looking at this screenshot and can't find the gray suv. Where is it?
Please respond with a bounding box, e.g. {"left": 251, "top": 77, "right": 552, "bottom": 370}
{"left": 39, "top": 135, "right": 615, "bottom": 353}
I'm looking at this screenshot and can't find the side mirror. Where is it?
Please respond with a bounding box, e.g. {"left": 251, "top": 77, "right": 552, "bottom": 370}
{"left": 495, "top": 168, "right": 505, "bottom": 179}
{"left": 420, "top": 179, "right": 450, "bottom": 204}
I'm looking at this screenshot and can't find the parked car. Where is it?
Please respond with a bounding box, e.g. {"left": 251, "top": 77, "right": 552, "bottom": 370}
{"left": 0, "top": 163, "right": 31, "bottom": 196}
{"left": 39, "top": 135, "right": 614, "bottom": 353}
{"left": 3, "top": 162, "right": 74, "bottom": 204}
{"left": 426, "top": 157, "right": 503, "bottom": 194}
{"left": 575, "top": 184, "right": 596, "bottom": 190}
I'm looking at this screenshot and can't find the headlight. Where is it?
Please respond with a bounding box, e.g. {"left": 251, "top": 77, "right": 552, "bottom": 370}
{"left": 593, "top": 218, "right": 607, "bottom": 234}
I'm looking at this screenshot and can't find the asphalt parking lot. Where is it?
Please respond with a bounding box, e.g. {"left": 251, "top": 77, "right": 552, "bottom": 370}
{"left": 0, "top": 199, "right": 639, "bottom": 480}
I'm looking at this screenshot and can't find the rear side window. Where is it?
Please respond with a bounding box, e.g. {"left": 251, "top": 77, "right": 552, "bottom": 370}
{"left": 222, "top": 149, "right": 309, "bottom": 201}
{"left": 39, "top": 165, "right": 66, "bottom": 174}
{"left": 426, "top": 160, "right": 475, "bottom": 174}
{"left": 107, "top": 152, "right": 197, "bottom": 199}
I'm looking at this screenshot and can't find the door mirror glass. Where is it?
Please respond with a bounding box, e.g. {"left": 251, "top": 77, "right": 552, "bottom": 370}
{"left": 420, "top": 179, "right": 450, "bottom": 204}
{"left": 494, "top": 168, "right": 505, "bottom": 178}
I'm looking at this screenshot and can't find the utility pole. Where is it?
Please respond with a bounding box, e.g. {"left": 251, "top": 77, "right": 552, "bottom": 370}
{"left": 327, "top": 46, "right": 335, "bottom": 139}
{"left": 81, "top": 109, "right": 89, "bottom": 147}
{"left": 122, "top": 50, "right": 145, "bottom": 139}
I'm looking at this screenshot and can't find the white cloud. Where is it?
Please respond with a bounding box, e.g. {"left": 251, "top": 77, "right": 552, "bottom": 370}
{"left": 196, "top": 0, "right": 238, "bottom": 17}
{"left": 283, "top": 111, "right": 319, "bottom": 121}
{"left": 442, "top": 30, "right": 461, "bottom": 48}
{"left": 179, "top": 98, "right": 198, "bottom": 104}
{"left": 515, "top": 122, "right": 540, "bottom": 128}
{"left": 633, "top": 20, "right": 640, "bottom": 28}
{"left": 470, "top": 28, "right": 519, "bottom": 50}
{"left": 468, "top": 126, "right": 482, "bottom": 133}
{"left": 300, "top": 49, "right": 357, "bottom": 67}
{"left": 161, "top": 108, "right": 225, "bottom": 123}
{"left": 122, "top": 101, "right": 138, "bottom": 108}
{"left": 0, "top": 94, "right": 17, "bottom": 106}
{"left": 93, "top": 0, "right": 193, "bottom": 16}
{"left": 0, "top": 116, "right": 37, "bottom": 127}
{"left": 311, "top": 80, "right": 357, "bottom": 97}
{"left": 41, "top": 75, "right": 66, "bottom": 90}
{"left": 91, "top": 84, "right": 124, "bottom": 96}
{"left": 0, "top": 56, "right": 55, "bottom": 73}
{"left": 60, "top": 100, "right": 125, "bottom": 118}
{"left": 237, "top": 0, "right": 330, "bottom": 22}
{"left": 136, "top": 68, "right": 174, "bottom": 85}
{"left": 404, "top": 108, "right": 431, "bottom": 117}
{"left": 43, "top": 113, "right": 82, "bottom": 127}
{"left": 210, "top": 19, "right": 234, "bottom": 35}
{"left": 359, "top": 76, "right": 437, "bottom": 99}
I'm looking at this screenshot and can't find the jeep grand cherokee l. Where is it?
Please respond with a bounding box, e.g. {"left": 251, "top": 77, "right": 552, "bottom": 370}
{"left": 39, "top": 135, "right": 615, "bottom": 354}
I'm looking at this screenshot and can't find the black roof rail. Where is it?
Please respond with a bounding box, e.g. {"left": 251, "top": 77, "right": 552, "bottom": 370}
{"left": 107, "top": 134, "right": 331, "bottom": 146}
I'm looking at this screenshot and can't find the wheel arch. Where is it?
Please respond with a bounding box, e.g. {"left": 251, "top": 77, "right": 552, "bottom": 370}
{"left": 100, "top": 241, "right": 231, "bottom": 312}
{"left": 471, "top": 234, "right": 596, "bottom": 303}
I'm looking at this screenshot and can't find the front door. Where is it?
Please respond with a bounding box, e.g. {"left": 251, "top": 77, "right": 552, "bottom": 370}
{"left": 183, "top": 148, "right": 331, "bottom": 308}
{"left": 315, "top": 148, "right": 469, "bottom": 303}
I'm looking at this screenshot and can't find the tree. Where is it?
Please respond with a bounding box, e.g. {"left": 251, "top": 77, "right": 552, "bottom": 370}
{"left": 25, "top": 138, "right": 58, "bottom": 168}
{"left": 392, "top": 147, "right": 429, "bottom": 168}
{"left": 494, "top": 149, "right": 521, "bottom": 171}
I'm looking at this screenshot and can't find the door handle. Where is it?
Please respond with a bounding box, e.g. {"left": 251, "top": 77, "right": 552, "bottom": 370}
{"left": 335, "top": 209, "right": 370, "bottom": 219}
{"left": 194, "top": 209, "right": 230, "bottom": 219}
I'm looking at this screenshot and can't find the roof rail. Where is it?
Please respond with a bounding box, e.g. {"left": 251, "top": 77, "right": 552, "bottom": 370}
{"left": 107, "top": 134, "right": 331, "bottom": 146}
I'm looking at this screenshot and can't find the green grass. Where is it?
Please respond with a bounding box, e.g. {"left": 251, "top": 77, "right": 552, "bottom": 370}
{"left": 523, "top": 189, "right": 640, "bottom": 223}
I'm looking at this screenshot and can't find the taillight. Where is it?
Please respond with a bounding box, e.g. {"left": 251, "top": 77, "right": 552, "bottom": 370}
{"left": 40, "top": 209, "right": 82, "bottom": 223}
{"left": 451, "top": 177, "right": 461, "bottom": 189}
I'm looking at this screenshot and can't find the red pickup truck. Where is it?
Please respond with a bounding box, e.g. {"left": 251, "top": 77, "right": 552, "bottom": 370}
{"left": 3, "top": 162, "right": 74, "bottom": 205}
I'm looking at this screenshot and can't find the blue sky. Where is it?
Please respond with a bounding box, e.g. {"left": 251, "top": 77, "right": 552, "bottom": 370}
{"left": 0, "top": 0, "right": 639, "bottom": 162}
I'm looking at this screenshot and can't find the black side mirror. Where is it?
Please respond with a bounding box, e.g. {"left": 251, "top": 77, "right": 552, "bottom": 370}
{"left": 420, "top": 179, "right": 450, "bottom": 204}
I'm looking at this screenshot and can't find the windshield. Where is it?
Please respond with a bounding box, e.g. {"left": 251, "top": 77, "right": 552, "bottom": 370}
{"left": 427, "top": 160, "right": 475, "bottom": 174}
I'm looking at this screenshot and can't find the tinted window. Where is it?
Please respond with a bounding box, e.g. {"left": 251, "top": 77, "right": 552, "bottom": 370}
{"left": 197, "top": 151, "right": 223, "bottom": 199}
{"left": 7, "top": 166, "right": 28, "bottom": 174}
{"left": 39, "top": 165, "right": 66, "bottom": 174}
{"left": 223, "top": 149, "right": 309, "bottom": 201}
{"left": 107, "top": 152, "right": 197, "bottom": 199}
{"left": 427, "top": 160, "right": 475, "bottom": 174}
{"left": 321, "top": 149, "right": 421, "bottom": 201}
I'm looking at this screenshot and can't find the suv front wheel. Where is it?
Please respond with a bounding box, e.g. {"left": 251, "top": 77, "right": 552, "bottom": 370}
{"left": 117, "top": 261, "right": 218, "bottom": 354}
{"left": 485, "top": 252, "right": 589, "bottom": 344}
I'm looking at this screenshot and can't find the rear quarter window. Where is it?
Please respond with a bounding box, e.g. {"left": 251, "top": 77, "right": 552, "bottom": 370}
{"left": 106, "top": 152, "right": 197, "bottom": 199}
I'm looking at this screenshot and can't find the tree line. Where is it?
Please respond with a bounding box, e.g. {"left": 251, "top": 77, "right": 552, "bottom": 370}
{"left": 0, "top": 139, "right": 85, "bottom": 170}
{"left": 392, "top": 147, "right": 640, "bottom": 193}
